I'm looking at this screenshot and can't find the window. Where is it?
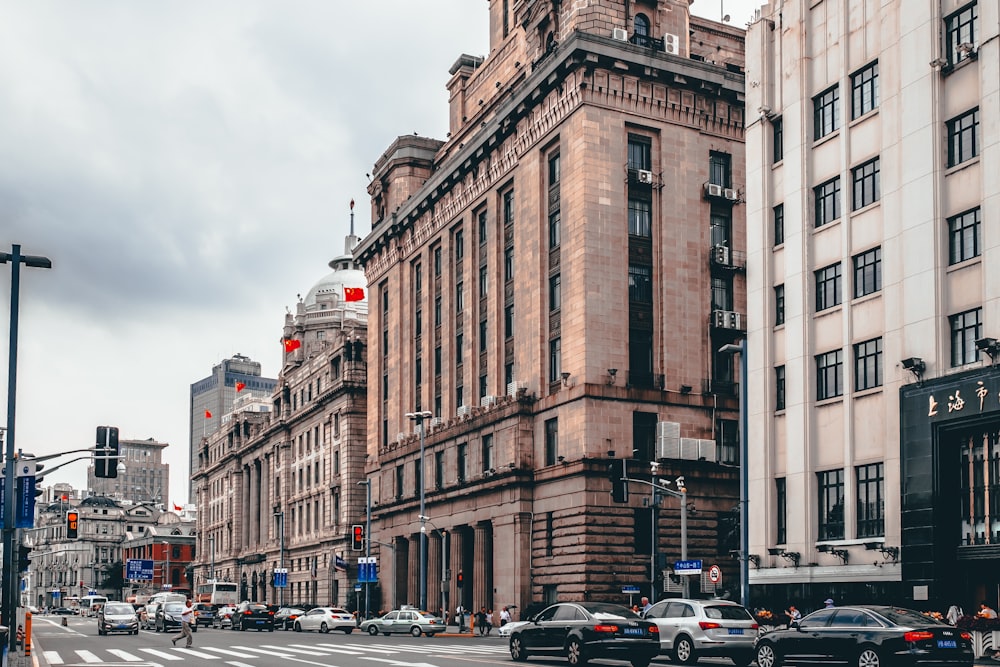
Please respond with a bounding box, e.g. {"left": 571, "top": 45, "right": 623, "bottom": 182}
{"left": 413, "top": 460, "right": 421, "bottom": 496}
{"left": 776, "top": 478, "right": 787, "bottom": 544}
{"left": 949, "top": 208, "right": 981, "bottom": 264}
{"left": 478, "top": 209, "right": 488, "bottom": 245}
{"left": 549, "top": 152, "right": 561, "bottom": 184}
{"left": 814, "top": 177, "right": 842, "bottom": 227}
{"left": 856, "top": 462, "right": 884, "bottom": 538}
{"left": 773, "top": 204, "right": 784, "bottom": 246}
{"left": 479, "top": 374, "right": 487, "bottom": 399}
{"left": 455, "top": 281, "right": 464, "bottom": 313}
{"left": 950, "top": 308, "right": 982, "bottom": 366}
{"left": 851, "top": 61, "right": 879, "bottom": 119}
{"left": 549, "top": 274, "right": 561, "bottom": 311}
{"left": 709, "top": 152, "right": 732, "bottom": 188}
{"left": 818, "top": 468, "right": 845, "bottom": 540}
{"left": 710, "top": 209, "right": 731, "bottom": 248}
{"left": 549, "top": 338, "right": 561, "bottom": 383}
{"left": 479, "top": 265, "right": 488, "bottom": 298}
{"left": 504, "top": 304, "right": 514, "bottom": 339}
{"left": 948, "top": 108, "right": 979, "bottom": 167}
{"left": 455, "top": 333, "right": 463, "bottom": 365}
{"left": 434, "top": 295, "right": 442, "bottom": 327}
{"left": 852, "top": 157, "right": 880, "bottom": 210}
{"left": 946, "top": 3, "right": 978, "bottom": 66}
{"left": 433, "top": 246, "right": 442, "bottom": 277}
{"left": 435, "top": 450, "right": 444, "bottom": 488}
{"left": 454, "top": 229, "right": 464, "bottom": 260}
{"left": 414, "top": 262, "right": 422, "bottom": 292}
{"left": 711, "top": 276, "right": 733, "bottom": 311}
{"left": 632, "top": 13, "right": 651, "bottom": 47}
{"left": 457, "top": 443, "right": 467, "bottom": 483}
{"left": 774, "top": 284, "right": 785, "bottom": 326}
{"left": 503, "top": 190, "right": 515, "bottom": 227}
{"left": 629, "top": 265, "right": 652, "bottom": 303}
{"left": 813, "top": 85, "right": 840, "bottom": 140}
{"left": 854, "top": 337, "right": 883, "bottom": 391}
{"left": 775, "top": 366, "right": 786, "bottom": 411}
{"left": 434, "top": 345, "right": 441, "bottom": 376}
{"left": 815, "top": 263, "right": 842, "bottom": 311}
{"left": 772, "top": 117, "right": 783, "bottom": 163}
{"left": 628, "top": 135, "right": 651, "bottom": 171}
{"left": 482, "top": 434, "right": 494, "bottom": 472}
{"left": 628, "top": 197, "right": 652, "bottom": 237}
{"left": 504, "top": 247, "right": 514, "bottom": 281}
{"left": 544, "top": 418, "right": 558, "bottom": 466}
{"left": 633, "top": 412, "right": 657, "bottom": 461}
{"left": 816, "top": 349, "right": 843, "bottom": 400}
{"left": 395, "top": 465, "right": 405, "bottom": 498}
{"left": 549, "top": 210, "right": 561, "bottom": 249}
{"left": 853, "top": 247, "right": 882, "bottom": 298}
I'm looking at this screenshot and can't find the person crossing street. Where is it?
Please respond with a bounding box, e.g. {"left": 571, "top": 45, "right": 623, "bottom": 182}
{"left": 171, "top": 598, "right": 194, "bottom": 648}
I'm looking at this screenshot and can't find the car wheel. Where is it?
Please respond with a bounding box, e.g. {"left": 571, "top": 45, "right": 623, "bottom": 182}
{"left": 857, "top": 645, "right": 882, "bottom": 667}
{"left": 268, "top": 626, "right": 274, "bottom": 632}
{"left": 510, "top": 635, "right": 530, "bottom": 662}
{"left": 383, "top": 632, "right": 391, "bottom": 636}
{"left": 673, "top": 635, "right": 697, "bottom": 664}
{"left": 732, "top": 651, "right": 754, "bottom": 667}
{"left": 321, "top": 622, "right": 329, "bottom": 633}
{"left": 410, "top": 626, "right": 422, "bottom": 637}
{"left": 566, "top": 638, "right": 587, "bottom": 666}
{"left": 755, "top": 642, "right": 780, "bottom": 667}
{"left": 294, "top": 622, "right": 302, "bottom": 632}
{"left": 343, "top": 628, "right": 353, "bottom": 634}
{"left": 368, "top": 625, "right": 379, "bottom": 636}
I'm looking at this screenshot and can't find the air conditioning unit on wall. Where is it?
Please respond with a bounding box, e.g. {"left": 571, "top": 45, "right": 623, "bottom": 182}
{"left": 713, "top": 245, "right": 731, "bottom": 265}
{"left": 704, "top": 183, "right": 723, "bottom": 198}
{"left": 723, "top": 188, "right": 739, "bottom": 201}
{"left": 663, "top": 32, "right": 680, "bottom": 55}
{"left": 613, "top": 28, "right": 628, "bottom": 41}
{"left": 637, "top": 169, "right": 654, "bottom": 184}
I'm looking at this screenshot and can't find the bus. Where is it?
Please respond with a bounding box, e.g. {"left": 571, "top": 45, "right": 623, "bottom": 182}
{"left": 195, "top": 581, "right": 238, "bottom": 606}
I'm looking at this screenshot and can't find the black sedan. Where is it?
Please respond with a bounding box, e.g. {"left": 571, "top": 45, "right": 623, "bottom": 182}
{"left": 273, "top": 607, "right": 306, "bottom": 631}
{"left": 753, "top": 605, "right": 973, "bottom": 667}
{"left": 508, "top": 601, "right": 660, "bottom": 667}
{"left": 231, "top": 602, "right": 275, "bottom": 631}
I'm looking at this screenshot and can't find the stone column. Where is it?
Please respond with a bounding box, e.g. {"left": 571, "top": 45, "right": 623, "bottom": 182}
{"left": 249, "top": 460, "right": 259, "bottom": 547}
{"left": 449, "top": 527, "right": 466, "bottom": 611}
{"left": 241, "top": 465, "right": 251, "bottom": 550}
{"left": 473, "top": 522, "right": 491, "bottom": 614}
{"left": 427, "top": 532, "right": 442, "bottom": 614}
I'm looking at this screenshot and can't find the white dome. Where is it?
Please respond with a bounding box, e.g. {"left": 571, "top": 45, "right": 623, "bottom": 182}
{"left": 304, "top": 265, "right": 367, "bottom": 309}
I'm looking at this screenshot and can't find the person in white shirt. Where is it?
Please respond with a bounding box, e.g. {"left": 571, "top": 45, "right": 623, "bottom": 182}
{"left": 500, "top": 607, "right": 512, "bottom": 627}
{"left": 172, "top": 598, "right": 194, "bottom": 648}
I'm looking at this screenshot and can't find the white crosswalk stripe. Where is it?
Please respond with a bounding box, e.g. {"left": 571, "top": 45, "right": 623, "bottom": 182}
{"left": 75, "top": 649, "right": 103, "bottom": 663}
{"left": 238, "top": 646, "right": 297, "bottom": 658}
{"left": 138, "top": 647, "right": 185, "bottom": 661}
{"left": 201, "top": 646, "right": 261, "bottom": 658}
{"left": 259, "top": 644, "right": 329, "bottom": 656}
{"left": 225, "top": 663, "right": 257, "bottom": 667}
{"left": 174, "top": 646, "right": 221, "bottom": 659}
{"left": 295, "top": 643, "right": 369, "bottom": 655}
{"left": 43, "top": 651, "right": 64, "bottom": 665}
{"left": 107, "top": 648, "right": 145, "bottom": 661}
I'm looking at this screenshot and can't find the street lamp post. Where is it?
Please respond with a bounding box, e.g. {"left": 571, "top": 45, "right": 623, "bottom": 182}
{"left": 358, "top": 479, "right": 372, "bottom": 620}
{"left": 405, "top": 410, "right": 433, "bottom": 611}
{"left": 1, "top": 244, "right": 51, "bottom": 651}
{"left": 273, "top": 511, "right": 284, "bottom": 605}
{"left": 209, "top": 535, "right": 215, "bottom": 581}
{"left": 720, "top": 340, "right": 750, "bottom": 608}
{"left": 162, "top": 541, "right": 170, "bottom": 589}
{"left": 419, "top": 515, "right": 447, "bottom": 619}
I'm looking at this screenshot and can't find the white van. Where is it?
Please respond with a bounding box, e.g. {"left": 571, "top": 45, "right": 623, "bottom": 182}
{"left": 80, "top": 595, "right": 109, "bottom": 618}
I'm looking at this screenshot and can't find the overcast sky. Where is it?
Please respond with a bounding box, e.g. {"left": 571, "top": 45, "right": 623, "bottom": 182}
{"left": 0, "top": 0, "right": 761, "bottom": 508}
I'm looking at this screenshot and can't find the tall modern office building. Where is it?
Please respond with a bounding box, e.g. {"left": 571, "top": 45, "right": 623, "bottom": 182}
{"left": 745, "top": 0, "right": 998, "bottom": 608}
{"left": 354, "top": 0, "right": 748, "bottom": 612}
{"left": 189, "top": 354, "right": 277, "bottom": 496}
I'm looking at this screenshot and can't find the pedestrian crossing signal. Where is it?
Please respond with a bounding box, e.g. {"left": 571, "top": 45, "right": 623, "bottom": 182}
{"left": 351, "top": 524, "right": 364, "bottom": 551}
{"left": 457, "top": 570, "right": 464, "bottom": 587}
{"left": 67, "top": 511, "right": 79, "bottom": 539}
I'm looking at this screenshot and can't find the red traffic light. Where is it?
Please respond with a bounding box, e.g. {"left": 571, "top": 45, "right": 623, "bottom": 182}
{"left": 67, "top": 511, "right": 79, "bottom": 539}
{"left": 351, "top": 524, "right": 365, "bottom": 551}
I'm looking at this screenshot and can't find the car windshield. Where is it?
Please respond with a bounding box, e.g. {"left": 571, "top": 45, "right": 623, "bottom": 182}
{"left": 164, "top": 603, "right": 183, "bottom": 612}
{"left": 578, "top": 602, "right": 637, "bottom": 618}
{"left": 704, "top": 605, "right": 754, "bottom": 620}
{"left": 246, "top": 605, "right": 267, "bottom": 611}
{"left": 104, "top": 604, "right": 133, "bottom": 615}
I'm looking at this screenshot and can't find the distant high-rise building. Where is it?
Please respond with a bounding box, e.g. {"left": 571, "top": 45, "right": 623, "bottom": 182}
{"left": 89, "top": 437, "right": 170, "bottom": 505}
{"left": 189, "top": 354, "right": 277, "bottom": 496}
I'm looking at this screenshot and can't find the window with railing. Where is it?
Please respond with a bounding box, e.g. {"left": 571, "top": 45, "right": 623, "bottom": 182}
{"left": 946, "top": 3, "right": 978, "bottom": 66}
{"left": 629, "top": 265, "right": 653, "bottom": 303}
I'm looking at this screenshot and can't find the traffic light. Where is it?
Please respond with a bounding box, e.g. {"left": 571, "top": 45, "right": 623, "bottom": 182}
{"left": 95, "top": 426, "right": 120, "bottom": 478}
{"left": 607, "top": 458, "right": 629, "bottom": 503}
{"left": 67, "top": 511, "right": 79, "bottom": 539}
{"left": 17, "top": 545, "right": 30, "bottom": 573}
{"left": 456, "top": 570, "right": 464, "bottom": 587}
{"left": 351, "top": 524, "right": 364, "bottom": 551}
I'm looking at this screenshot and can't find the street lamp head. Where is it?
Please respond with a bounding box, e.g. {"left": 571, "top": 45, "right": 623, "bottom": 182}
{"left": 405, "top": 410, "right": 434, "bottom": 421}
{"left": 418, "top": 514, "right": 430, "bottom": 521}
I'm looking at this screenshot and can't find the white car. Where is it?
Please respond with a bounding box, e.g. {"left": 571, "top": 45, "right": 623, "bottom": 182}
{"left": 293, "top": 607, "right": 355, "bottom": 634}
{"left": 498, "top": 619, "right": 531, "bottom": 637}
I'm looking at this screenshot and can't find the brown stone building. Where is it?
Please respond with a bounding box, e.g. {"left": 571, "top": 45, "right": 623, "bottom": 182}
{"left": 355, "top": 0, "right": 747, "bottom": 613}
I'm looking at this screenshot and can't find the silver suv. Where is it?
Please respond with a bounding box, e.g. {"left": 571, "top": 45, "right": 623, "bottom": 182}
{"left": 642, "top": 598, "right": 758, "bottom": 666}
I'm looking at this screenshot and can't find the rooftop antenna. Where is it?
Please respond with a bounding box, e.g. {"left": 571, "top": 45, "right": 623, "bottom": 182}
{"left": 349, "top": 198, "right": 355, "bottom": 236}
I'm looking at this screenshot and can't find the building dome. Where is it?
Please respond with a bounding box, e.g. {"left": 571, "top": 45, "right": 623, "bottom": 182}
{"left": 303, "top": 260, "right": 367, "bottom": 310}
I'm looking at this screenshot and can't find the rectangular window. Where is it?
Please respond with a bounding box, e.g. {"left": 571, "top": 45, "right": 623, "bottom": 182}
{"left": 854, "top": 337, "right": 883, "bottom": 391}
{"left": 549, "top": 274, "right": 561, "bottom": 311}
{"left": 482, "top": 434, "right": 494, "bottom": 472}
{"left": 454, "top": 229, "right": 464, "bottom": 260}
{"left": 627, "top": 135, "right": 651, "bottom": 171}
{"left": 709, "top": 151, "right": 732, "bottom": 188}
{"left": 710, "top": 209, "right": 732, "bottom": 248}
{"left": 629, "top": 265, "right": 652, "bottom": 303}
{"left": 549, "top": 210, "right": 561, "bottom": 249}
{"left": 434, "top": 296, "right": 442, "bottom": 327}
{"left": 544, "top": 418, "right": 558, "bottom": 466}
{"left": 504, "top": 304, "right": 514, "bottom": 339}
{"left": 478, "top": 209, "right": 488, "bottom": 245}
{"left": 946, "top": 3, "right": 978, "bottom": 66}
{"left": 776, "top": 478, "right": 787, "bottom": 544}
{"left": 628, "top": 197, "right": 652, "bottom": 237}
{"left": 544, "top": 512, "right": 554, "bottom": 557}
{"left": 634, "top": 508, "right": 653, "bottom": 555}
{"left": 549, "top": 152, "right": 560, "bottom": 184}
{"left": 433, "top": 246, "right": 442, "bottom": 277}
{"left": 774, "top": 284, "right": 785, "bottom": 326}
{"left": 815, "top": 263, "right": 842, "bottom": 311}
{"left": 711, "top": 276, "right": 733, "bottom": 311}
{"left": 413, "top": 460, "right": 421, "bottom": 497}
{"left": 395, "top": 465, "right": 405, "bottom": 498}
{"left": 775, "top": 365, "right": 786, "bottom": 411}
{"left": 856, "top": 462, "right": 885, "bottom": 538}
{"left": 816, "top": 349, "right": 844, "bottom": 400}
{"left": 414, "top": 262, "right": 422, "bottom": 293}
{"left": 948, "top": 108, "right": 979, "bottom": 167}
{"left": 479, "top": 320, "right": 487, "bottom": 353}
{"left": 503, "top": 189, "right": 515, "bottom": 227}
{"left": 457, "top": 443, "right": 467, "bottom": 483}
{"left": 455, "top": 281, "right": 464, "bottom": 313}
{"left": 434, "top": 345, "right": 442, "bottom": 376}
{"left": 479, "top": 265, "right": 488, "bottom": 298}
{"left": 455, "top": 333, "right": 463, "bottom": 365}
{"left": 772, "top": 117, "right": 783, "bottom": 164}
{"left": 818, "top": 468, "right": 845, "bottom": 540}
{"left": 949, "top": 208, "right": 981, "bottom": 264}
{"left": 851, "top": 61, "right": 879, "bottom": 119}
{"left": 435, "top": 450, "right": 444, "bottom": 488}
{"left": 415, "top": 309, "right": 422, "bottom": 338}
{"left": 852, "top": 157, "right": 880, "bottom": 210}
{"left": 504, "top": 247, "right": 514, "bottom": 282}
{"left": 479, "top": 374, "right": 487, "bottom": 399}
{"left": 813, "top": 85, "right": 840, "bottom": 140}
{"left": 773, "top": 204, "right": 784, "bottom": 246}
{"left": 814, "top": 177, "right": 841, "bottom": 227}
{"left": 633, "top": 411, "right": 657, "bottom": 461}
{"left": 853, "top": 247, "right": 882, "bottom": 298}
{"left": 950, "top": 307, "right": 982, "bottom": 366}
{"left": 549, "top": 337, "right": 561, "bottom": 383}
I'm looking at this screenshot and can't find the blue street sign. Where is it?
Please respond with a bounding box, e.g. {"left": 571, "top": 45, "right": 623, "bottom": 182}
{"left": 673, "top": 559, "right": 703, "bottom": 575}
{"left": 51, "top": 590, "right": 61, "bottom": 598}
{"left": 354, "top": 584, "right": 362, "bottom": 592}
{"left": 357, "top": 557, "right": 378, "bottom": 583}
{"left": 274, "top": 568, "right": 288, "bottom": 588}
{"left": 622, "top": 585, "right": 641, "bottom": 594}
{"left": 0, "top": 474, "right": 36, "bottom": 529}
{"left": 126, "top": 559, "right": 154, "bottom": 580}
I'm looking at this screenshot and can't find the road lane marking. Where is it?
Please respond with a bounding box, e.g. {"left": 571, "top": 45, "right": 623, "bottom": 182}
{"left": 202, "top": 647, "right": 261, "bottom": 658}
{"left": 239, "top": 647, "right": 296, "bottom": 658}
{"left": 174, "top": 647, "right": 221, "bottom": 659}
{"left": 74, "top": 650, "right": 102, "bottom": 663}
{"left": 43, "top": 651, "right": 64, "bottom": 665}
{"left": 138, "top": 648, "right": 185, "bottom": 661}
{"left": 292, "top": 643, "right": 366, "bottom": 655}
{"left": 107, "top": 649, "right": 145, "bottom": 661}
{"left": 226, "top": 663, "right": 257, "bottom": 667}
{"left": 258, "top": 645, "right": 329, "bottom": 656}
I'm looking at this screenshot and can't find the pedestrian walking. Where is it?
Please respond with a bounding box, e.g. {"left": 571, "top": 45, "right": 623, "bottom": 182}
{"left": 823, "top": 598, "right": 835, "bottom": 608}
{"left": 500, "top": 606, "right": 511, "bottom": 627}
{"left": 456, "top": 604, "right": 466, "bottom": 632}
{"left": 641, "top": 596, "right": 653, "bottom": 613}
{"left": 486, "top": 608, "right": 494, "bottom": 635}
{"left": 171, "top": 598, "right": 194, "bottom": 648}
{"left": 475, "top": 606, "right": 488, "bottom": 635}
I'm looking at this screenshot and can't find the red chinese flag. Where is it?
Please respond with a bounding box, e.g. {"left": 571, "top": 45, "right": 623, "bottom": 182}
{"left": 173, "top": 503, "right": 182, "bottom": 511}
{"left": 204, "top": 410, "right": 212, "bottom": 419}
{"left": 284, "top": 338, "right": 302, "bottom": 353}
{"left": 235, "top": 381, "right": 246, "bottom": 392}
{"left": 344, "top": 287, "right": 364, "bottom": 302}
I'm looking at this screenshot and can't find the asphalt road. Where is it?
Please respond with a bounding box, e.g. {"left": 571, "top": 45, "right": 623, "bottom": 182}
{"left": 27, "top": 615, "right": 747, "bottom": 667}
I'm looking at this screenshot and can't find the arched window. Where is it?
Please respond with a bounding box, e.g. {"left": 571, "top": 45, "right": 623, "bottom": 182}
{"left": 633, "top": 14, "right": 651, "bottom": 47}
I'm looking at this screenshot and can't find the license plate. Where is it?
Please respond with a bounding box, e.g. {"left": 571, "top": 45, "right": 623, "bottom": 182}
{"left": 255, "top": 619, "right": 265, "bottom": 625}
{"left": 116, "top": 624, "right": 128, "bottom": 629}
{"left": 937, "top": 640, "right": 956, "bottom": 649}
{"left": 728, "top": 628, "right": 744, "bottom": 635}
{"left": 623, "top": 627, "right": 645, "bottom": 636}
